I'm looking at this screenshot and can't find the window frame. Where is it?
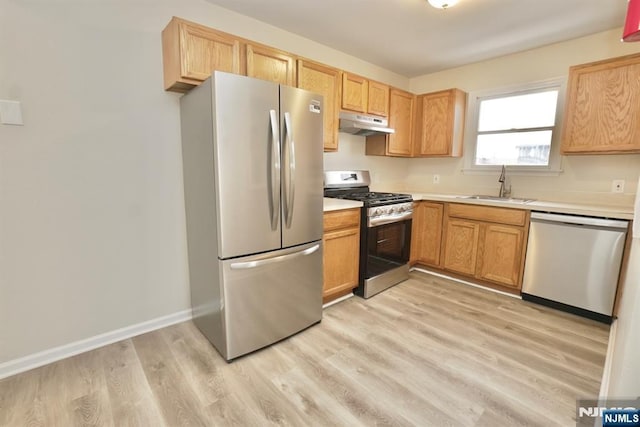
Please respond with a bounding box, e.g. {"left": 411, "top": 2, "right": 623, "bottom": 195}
{"left": 462, "top": 77, "right": 567, "bottom": 176}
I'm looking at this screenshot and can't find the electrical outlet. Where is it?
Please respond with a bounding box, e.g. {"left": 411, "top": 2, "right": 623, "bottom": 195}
{"left": 433, "top": 174, "right": 440, "bottom": 184}
{"left": 612, "top": 179, "right": 625, "bottom": 193}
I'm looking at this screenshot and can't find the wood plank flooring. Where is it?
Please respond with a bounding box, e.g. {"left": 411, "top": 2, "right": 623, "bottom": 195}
{"left": 0, "top": 271, "right": 609, "bottom": 426}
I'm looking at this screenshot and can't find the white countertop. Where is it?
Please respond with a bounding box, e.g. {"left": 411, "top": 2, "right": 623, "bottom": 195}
{"left": 323, "top": 198, "right": 363, "bottom": 212}
{"left": 409, "top": 192, "right": 634, "bottom": 220}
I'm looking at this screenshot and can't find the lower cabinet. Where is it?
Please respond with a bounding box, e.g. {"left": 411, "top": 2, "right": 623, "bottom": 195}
{"left": 442, "top": 218, "right": 480, "bottom": 276}
{"left": 412, "top": 202, "right": 529, "bottom": 292}
{"left": 442, "top": 203, "right": 529, "bottom": 290}
{"left": 477, "top": 224, "right": 525, "bottom": 288}
{"left": 410, "top": 202, "right": 444, "bottom": 267}
{"left": 323, "top": 208, "right": 361, "bottom": 304}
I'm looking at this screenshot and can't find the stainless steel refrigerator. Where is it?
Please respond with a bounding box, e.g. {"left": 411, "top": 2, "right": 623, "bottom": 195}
{"left": 180, "top": 71, "right": 324, "bottom": 361}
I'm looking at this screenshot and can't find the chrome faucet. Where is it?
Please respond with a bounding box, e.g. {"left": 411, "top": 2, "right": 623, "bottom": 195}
{"left": 498, "top": 165, "right": 511, "bottom": 198}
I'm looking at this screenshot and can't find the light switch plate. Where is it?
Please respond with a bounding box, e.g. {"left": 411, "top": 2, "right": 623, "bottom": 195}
{"left": 0, "top": 100, "right": 24, "bottom": 125}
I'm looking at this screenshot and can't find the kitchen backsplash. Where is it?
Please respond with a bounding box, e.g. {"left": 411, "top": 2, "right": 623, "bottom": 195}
{"left": 324, "top": 135, "right": 640, "bottom": 207}
{"left": 323, "top": 134, "right": 410, "bottom": 191}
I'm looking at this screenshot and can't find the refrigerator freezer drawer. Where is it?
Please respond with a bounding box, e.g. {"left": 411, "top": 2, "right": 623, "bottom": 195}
{"left": 215, "top": 241, "right": 323, "bottom": 360}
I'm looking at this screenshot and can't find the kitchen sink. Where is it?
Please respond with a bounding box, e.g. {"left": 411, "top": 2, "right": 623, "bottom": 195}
{"left": 457, "top": 195, "right": 536, "bottom": 204}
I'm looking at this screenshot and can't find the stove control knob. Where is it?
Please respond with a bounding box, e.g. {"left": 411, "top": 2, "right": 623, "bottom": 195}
{"left": 374, "top": 208, "right": 382, "bottom": 216}
{"left": 398, "top": 205, "right": 406, "bottom": 213}
{"left": 389, "top": 207, "right": 396, "bottom": 214}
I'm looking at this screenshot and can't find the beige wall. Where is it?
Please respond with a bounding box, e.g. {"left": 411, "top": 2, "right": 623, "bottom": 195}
{"left": 323, "top": 134, "right": 410, "bottom": 190}
{"left": 606, "top": 237, "right": 640, "bottom": 397}
{"left": 406, "top": 28, "right": 640, "bottom": 206}
{"left": 0, "top": 0, "right": 405, "bottom": 364}
{"left": 410, "top": 28, "right": 640, "bottom": 94}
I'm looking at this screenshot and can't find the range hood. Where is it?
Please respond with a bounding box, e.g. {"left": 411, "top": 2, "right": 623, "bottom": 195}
{"left": 338, "top": 112, "right": 395, "bottom": 136}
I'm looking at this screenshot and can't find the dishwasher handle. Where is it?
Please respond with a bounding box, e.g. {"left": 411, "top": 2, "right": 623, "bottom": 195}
{"left": 530, "top": 212, "right": 629, "bottom": 230}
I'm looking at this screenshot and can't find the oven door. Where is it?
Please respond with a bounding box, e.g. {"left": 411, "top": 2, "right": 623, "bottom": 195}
{"left": 365, "top": 218, "right": 412, "bottom": 280}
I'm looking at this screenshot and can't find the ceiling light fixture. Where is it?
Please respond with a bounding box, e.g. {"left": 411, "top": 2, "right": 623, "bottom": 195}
{"left": 428, "top": 0, "right": 459, "bottom": 9}
{"left": 623, "top": 0, "right": 640, "bottom": 42}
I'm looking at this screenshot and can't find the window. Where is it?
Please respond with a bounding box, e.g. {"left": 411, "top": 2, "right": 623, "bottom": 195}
{"left": 464, "top": 78, "right": 566, "bottom": 174}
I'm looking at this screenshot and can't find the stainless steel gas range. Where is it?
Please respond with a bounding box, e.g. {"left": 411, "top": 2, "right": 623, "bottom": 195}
{"left": 324, "top": 170, "right": 413, "bottom": 298}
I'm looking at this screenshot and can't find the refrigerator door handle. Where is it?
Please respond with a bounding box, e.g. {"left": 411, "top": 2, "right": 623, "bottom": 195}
{"left": 230, "top": 243, "right": 320, "bottom": 270}
{"left": 283, "top": 111, "right": 296, "bottom": 228}
{"left": 269, "top": 109, "right": 281, "bottom": 231}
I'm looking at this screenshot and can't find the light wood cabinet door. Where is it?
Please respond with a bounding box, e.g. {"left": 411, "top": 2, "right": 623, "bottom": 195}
{"left": 410, "top": 202, "right": 444, "bottom": 267}
{"left": 246, "top": 44, "right": 296, "bottom": 86}
{"left": 414, "top": 89, "right": 466, "bottom": 157}
{"left": 443, "top": 203, "right": 529, "bottom": 290}
{"left": 387, "top": 89, "right": 414, "bottom": 156}
{"left": 442, "top": 218, "right": 480, "bottom": 276}
{"left": 342, "top": 73, "right": 368, "bottom": 113}
{"left": 367, "top": 81, "right": 390, "bottom": 117}
{"left": 323, "top": 209, "right": 360, "bottom": 304}
{"left": 162, "top": 17, "right": 241, "bottom": 92}
{"left": 297, "top": 60, "right": 342, "bottom": 151}
{"left": 561, "top": 53, "right": 640, "bottom": 154}
{"left": 477, "top": 224, "right": 524, "bottom": 288}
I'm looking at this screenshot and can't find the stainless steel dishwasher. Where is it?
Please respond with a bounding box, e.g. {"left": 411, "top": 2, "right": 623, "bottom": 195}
{"left": 521, "top": 212, "right": 628, "bottom": 323}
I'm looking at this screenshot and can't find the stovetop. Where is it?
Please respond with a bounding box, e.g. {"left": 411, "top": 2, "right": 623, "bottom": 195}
{"left": 323, "top": 171, "right": 412, "bottom": 207}
{"left": 324, "top": 188, "right": 413, "bottom": 207}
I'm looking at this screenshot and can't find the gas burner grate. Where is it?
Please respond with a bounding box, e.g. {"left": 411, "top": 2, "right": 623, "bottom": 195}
{"left": 324, "top": 189, "right": 413, "bottom": 207}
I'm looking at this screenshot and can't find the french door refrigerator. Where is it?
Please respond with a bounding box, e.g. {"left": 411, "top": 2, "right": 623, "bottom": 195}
{"left": 180, "top": 71, "right": 324, "bottom": 361}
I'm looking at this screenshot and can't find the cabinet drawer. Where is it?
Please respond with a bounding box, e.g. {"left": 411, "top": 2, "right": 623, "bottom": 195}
{"left": 448, "top": 203, "right": 526, "bottom": 226}
{"left": 323, "top": 208, "right": 361, "bottom": 232}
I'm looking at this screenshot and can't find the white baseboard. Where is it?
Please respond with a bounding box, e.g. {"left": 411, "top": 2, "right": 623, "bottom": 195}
{"left": 599, "top": 319, "right": 618, "bottom": 398}
{"left": 0, "top": 308, "right": 193, "bottom": 381}
{"left": 410, "top": 267, "right": 522, "bottom": 299}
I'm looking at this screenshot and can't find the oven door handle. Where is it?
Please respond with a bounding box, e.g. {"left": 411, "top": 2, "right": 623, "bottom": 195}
{"left": 368, "top": 211, "right": 413, "bottom": 227}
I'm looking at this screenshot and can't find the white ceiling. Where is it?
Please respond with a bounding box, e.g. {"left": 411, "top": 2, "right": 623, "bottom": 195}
{"left": 204, "top": 0, "right": 629, "bottom": 77}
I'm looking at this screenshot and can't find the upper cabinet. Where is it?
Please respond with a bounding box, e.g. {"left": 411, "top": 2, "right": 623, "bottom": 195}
{"left": 368, "top": 81, "right": 390, "bottom": 117}
{"left": 365, "top": 88, "right": 414, "bottom": 157}
{"left": 297, "top": 60, "right": 342, "bottom": 151}
{"left": 161, "top": 17, "right": 298, "bottom": 92}
{"left": 387, "top": 89, "right": 415, "bottom": 156}
{"left": 561, "top": 53, "right": 640, "bottom": 154}
{"left": 341, "top": 73, "right": 368, "bottom": 113}
{"left": 162, "top": 17, "right": 242, "bottom": 92}
{"left": 414, "top": 89, "right": 466, "bottom": 157}
{"left": 164, "top": 17, "right": 442, "bottom": 156}
{"left": 246, "top": 44, "right": 296, "bottom": 86}
{"left": 341, "top": 73, "right": 389, "bottom": 117}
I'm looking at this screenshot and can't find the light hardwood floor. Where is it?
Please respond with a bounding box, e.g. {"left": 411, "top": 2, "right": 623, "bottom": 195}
{"left": 0, "top": 271, "right": 609, "bottom": 426}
